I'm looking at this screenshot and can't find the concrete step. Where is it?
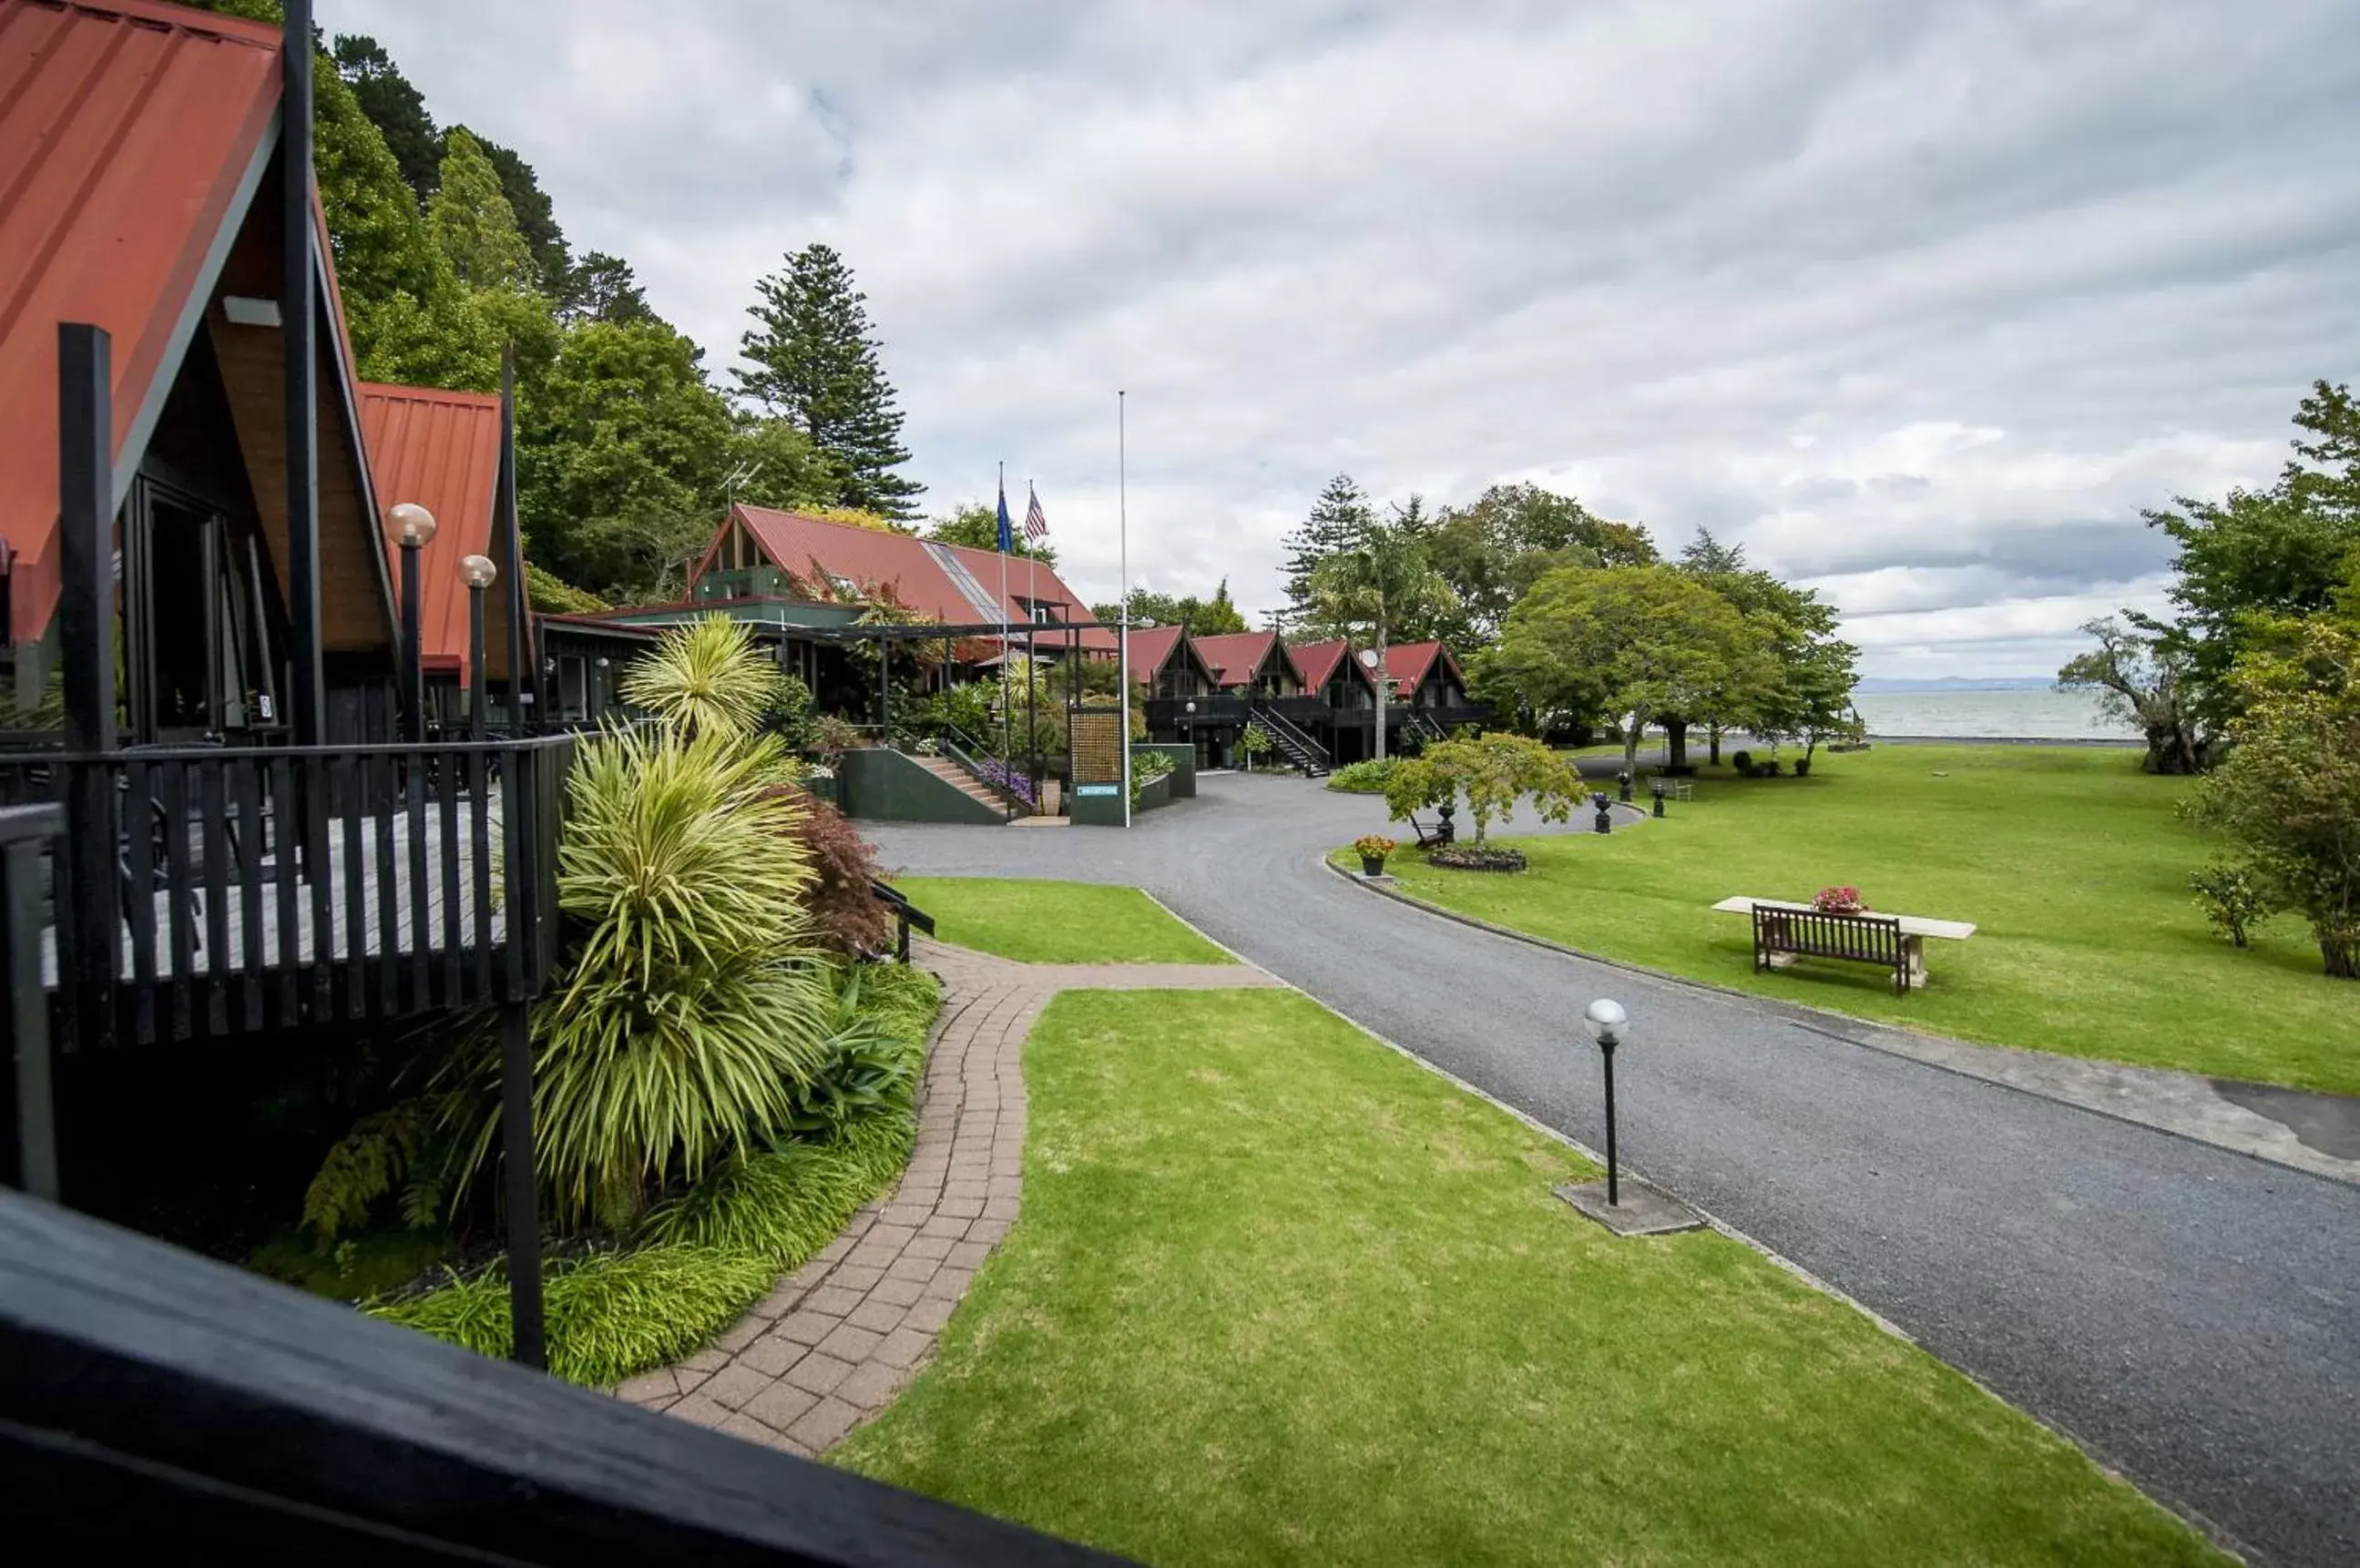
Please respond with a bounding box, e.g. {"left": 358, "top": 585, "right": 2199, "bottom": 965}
{"left": 913, "top": 755, "right": 1007, "bottom": 807}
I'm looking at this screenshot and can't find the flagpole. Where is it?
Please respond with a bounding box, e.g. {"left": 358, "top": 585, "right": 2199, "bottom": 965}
{"left": 1118, "top": 393, "right": 1130, "bottom": 829}
{"left": 1027, "top": 480, "right": 1039, "bottom": 809}
{"left": 998, "top": 460, "right": 1013, "bottom": 775}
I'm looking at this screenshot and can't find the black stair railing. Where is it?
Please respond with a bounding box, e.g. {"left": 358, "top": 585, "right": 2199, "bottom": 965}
{"left": 1249, "top": 705, "right": 1329, "bottom": 776}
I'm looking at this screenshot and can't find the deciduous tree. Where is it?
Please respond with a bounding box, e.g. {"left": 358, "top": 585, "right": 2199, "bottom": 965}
{"left": 1491, "top": 565, "right": 1773, "bottom": 781}
{"left": 1384, "top": 733, "right": 1578, "bottom": 845}
{"left": 2056, "top": 617, "right": 2208, "bottom": 774}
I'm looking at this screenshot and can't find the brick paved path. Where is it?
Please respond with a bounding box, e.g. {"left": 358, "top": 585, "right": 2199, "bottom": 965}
{"left": 613, "top": 937, "right": 1282, "bottom": 1456}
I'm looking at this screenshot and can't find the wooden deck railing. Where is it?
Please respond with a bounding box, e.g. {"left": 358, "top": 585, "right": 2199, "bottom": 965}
{"left": 0, "top": 735, "right": 575, "bottom": 1050}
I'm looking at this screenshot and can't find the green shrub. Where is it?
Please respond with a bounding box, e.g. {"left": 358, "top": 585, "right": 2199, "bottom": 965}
{"left": 1326, "top": 758, "right": 1397, "bottom": 793}
{"left": 371, "top": 1243, "right": 777, "bottom": 1386}
{"left": 441, "top": 724, "right": 833, "bottom": 1227}
{"left": 779, "top": 966, "right": 928, "bottom": 1135}
{"left": 2190, "top": 861, "right": 2274, "bottom": 948}
{"left": 1129, "top": 748, "right": 1174, "bottom": 808}
{"left": 635, "top": 1118, "right": 916, "bottom": 1264}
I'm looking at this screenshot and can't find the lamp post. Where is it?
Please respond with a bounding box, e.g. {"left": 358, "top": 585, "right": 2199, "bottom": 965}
{"left": 1650, "top": 777, "right": 1667, "bottom": 819}
{"left": 1358, "top": 647, "right": 1384, "bottom": 765}
{"left": 389, "top": 503, "right": 436, "bottom": 742}
{"left": 1183, "top": 698, "right": 1196, "bottom": 767}
{"left": 459, "top": 553, "right": 496, "bottom": 741}
{"left": 1584, "top": 998, "right": 1628, "bottom": 1206}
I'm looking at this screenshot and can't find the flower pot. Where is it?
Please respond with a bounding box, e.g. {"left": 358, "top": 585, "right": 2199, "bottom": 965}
{"left": 1360, "top": 855, "right": 1388, "bottom": 877}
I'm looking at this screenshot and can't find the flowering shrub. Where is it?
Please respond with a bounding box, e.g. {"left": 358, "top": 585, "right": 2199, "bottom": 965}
{"left": 1813, "top": 885, "right": 1866, "bottom": 913}
{"left": 1354, "top": 834, "right": 1397, "bottom": 860}
{"left": 971, "top": 759, "right": 1038, "bottom": 809}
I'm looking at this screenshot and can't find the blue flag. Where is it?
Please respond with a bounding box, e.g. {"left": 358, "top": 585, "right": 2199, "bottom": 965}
{"left": 996, "top": 481, "right": 1015, "bottom": 554}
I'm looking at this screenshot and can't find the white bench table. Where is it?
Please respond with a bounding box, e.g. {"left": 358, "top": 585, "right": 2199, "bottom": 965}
{"left": 1712, "top": 896, "right": 1976, "bottom": 990}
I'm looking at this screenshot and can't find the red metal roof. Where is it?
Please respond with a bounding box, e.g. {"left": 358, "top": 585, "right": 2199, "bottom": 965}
{"left": 1121, "top": 623, "right": 1184, "bottom": 676}
{"left": 1288, "top": 637, "right": 1352, "bottom": 690}
{"left": 358, "top": 382, "right": 503, "bottom": 680}
{"left": 720, "top": 505, "right": 1117, "bottom": 651}
{"left": 1190, "top": 629, "right": 1285, "bottom": 689}
{"left": 0, "top": 0, "right": 284, "bottom": 642}
{"left": 1384, "top": 640, "right": 1450, "bottom": 693}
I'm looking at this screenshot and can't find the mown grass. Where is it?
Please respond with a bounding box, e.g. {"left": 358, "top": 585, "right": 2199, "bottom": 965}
{"left": 1343, "top": 745, "right": 2360, "bottom": 1095}
{"left": 891, "top": 877, "right": 1233, "bottom": 964}
{"left": 835, "top": 989, "right": 2219, "bottom": 1565}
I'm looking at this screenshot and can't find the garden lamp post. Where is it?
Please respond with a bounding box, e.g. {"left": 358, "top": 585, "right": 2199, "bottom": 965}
{"left": 389, "top": 503, "right": 436, "bottom": 743}
{"left": 1650, "top": 778, "right": 1667, "bottom": 819}
{"left": 459, "top": 553, "right": 497, "bottom": 741}
{"left": 1584, "top": 998, "right": 1628, "bottom": 1206}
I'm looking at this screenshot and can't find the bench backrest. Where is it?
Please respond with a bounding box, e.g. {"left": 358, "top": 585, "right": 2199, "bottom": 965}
{"left": 1754, "top": 906, "right": 1903, "bottom": 963}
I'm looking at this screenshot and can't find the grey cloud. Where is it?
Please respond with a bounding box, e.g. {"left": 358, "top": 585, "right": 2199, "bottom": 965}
{"left": 327, "top": 0, "right": 2360, "bottom": 676}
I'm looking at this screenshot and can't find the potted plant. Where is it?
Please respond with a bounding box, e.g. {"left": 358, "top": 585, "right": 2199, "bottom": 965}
{"left": 1813, "top": 885, "right": 1866, "bottom": 914}
{"left": 1355, "top": 834, "right": 1397, "bottom": 877}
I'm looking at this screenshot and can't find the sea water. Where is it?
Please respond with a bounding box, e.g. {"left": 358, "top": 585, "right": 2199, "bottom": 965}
{"left": 1849, "top": 687, "right": 2137, "bottom": 741}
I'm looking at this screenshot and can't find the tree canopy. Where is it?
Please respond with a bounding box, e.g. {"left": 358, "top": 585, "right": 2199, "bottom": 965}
{"left": 927, "top": 503, "right": 1056, "bottom": 565}
{"left": 736, "top": 244, "right": 923, "bottom": 519}
{"left": 1092, "top": 581, "right": 1246, "bottom": 634}
{"left": 1491, "top": 565, "right": 1774, "bottom": 778}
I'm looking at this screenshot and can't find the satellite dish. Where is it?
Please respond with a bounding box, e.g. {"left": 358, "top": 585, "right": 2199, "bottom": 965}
{"left": 1357, "top": 648, "right": 1380, "bottom": 669}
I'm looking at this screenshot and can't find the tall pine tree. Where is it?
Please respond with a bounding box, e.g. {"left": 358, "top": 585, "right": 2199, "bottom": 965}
{"left": 735, "top": 244, "right": 923, "bottom": 519}
{"left": 1282, "top": 474, "right": 1374, "bottom": 626}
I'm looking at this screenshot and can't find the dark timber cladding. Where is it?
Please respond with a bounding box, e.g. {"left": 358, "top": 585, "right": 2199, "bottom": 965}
{"left": 0, "top": 1189, "right": 1129, "bottom": 1563}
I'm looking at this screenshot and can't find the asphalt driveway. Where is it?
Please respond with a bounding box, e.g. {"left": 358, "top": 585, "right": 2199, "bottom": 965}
{"left": 863, "top": 770, "right": 2360, "bottom": 1566}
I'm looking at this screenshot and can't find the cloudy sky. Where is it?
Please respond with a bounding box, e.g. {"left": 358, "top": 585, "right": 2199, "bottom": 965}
{"left": 332, "top": 0, "right": 2360, "bottom": 677}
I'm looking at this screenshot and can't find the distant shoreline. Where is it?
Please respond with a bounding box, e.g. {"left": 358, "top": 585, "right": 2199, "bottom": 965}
{"left": 1865, "top": 734, "right": 2142, "bottom": 748}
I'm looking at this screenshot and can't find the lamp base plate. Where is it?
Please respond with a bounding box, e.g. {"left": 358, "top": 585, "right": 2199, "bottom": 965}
{"left": 1553, "top": 1177, "right": 1704, "bottom": 1237}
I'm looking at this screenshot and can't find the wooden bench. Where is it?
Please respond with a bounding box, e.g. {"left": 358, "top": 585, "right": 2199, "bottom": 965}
{"left": 1405, "top": 812, "right": 1456, "bottom": 849}
{"left": 1752, "top": 905, "right": 1909, "bottom": 993}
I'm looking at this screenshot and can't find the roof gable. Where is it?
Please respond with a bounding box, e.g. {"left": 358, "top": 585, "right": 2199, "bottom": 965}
{"left": 1288, "top": 637, "right": 1351, "bottom": 689}
{"left": 0, "top": 0, "right": 284, "bottom": 641}
{"left": 1190, "top": 629, "right": 1283, "bottom": 688}
{"left": 360, "top": 382, "right": 507, "bottom": 680}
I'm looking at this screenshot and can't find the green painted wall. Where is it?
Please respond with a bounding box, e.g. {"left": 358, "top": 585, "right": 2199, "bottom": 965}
{"left": 1069, "top": 785, "right": 1127, "bottom": 828}
{"left": 837, "top": 748, "right": 1004, "bottom": 825}
{"left": 1133, "top": 743, "right": 1195, "bottom": 799}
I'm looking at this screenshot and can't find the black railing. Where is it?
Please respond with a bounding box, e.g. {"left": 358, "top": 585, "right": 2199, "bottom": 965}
{"left": 1249, "top": 704, "right": 1332, "bottom": 776}
{"left": 0, "top": 735, "right": 574, "bottom": 1050}
{"left": 870, "top": 880, "right": 936, "bottom": 962}
{"left": 0, "top": 1188, "right": 1127, "bottom": 1565}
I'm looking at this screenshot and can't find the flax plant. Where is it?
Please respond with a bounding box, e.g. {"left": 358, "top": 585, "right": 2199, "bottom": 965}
{"left": 618, "top": 613, "right": 788, "bottom": 743}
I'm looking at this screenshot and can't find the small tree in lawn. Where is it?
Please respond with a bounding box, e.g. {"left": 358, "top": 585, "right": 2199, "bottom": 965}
{"left": 2184, "top": 616, "right": 2360, "bottom": 977}
{"left": 2057, "top": 617, "right": 2210, "bottom": 774}
{"left": 1385, "top": 734, "right": 1578, "bottom": 845}
{"left": 1491, "top": 565, "right": 1774, "bottom": 784}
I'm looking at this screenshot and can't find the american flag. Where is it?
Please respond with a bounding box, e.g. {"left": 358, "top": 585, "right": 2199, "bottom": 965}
{"left": 1024, "top": 484, "right": 1049, "bottom": 541}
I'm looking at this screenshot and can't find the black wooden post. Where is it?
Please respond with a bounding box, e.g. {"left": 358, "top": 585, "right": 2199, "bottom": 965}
{"left": 282, "top": 0, "right": 322, "bottom": 745}
{"left": 498, "top": 998, "right": 545, "bottom": 1369}
{"left": 57, "top": 325, "right": 117, "bottom": 1054}
{"left": 4, "top": 805, "right": 63, "bottom": 1200}
{"left": 468, "top": 581, "right": 488, "bottom": 742}
{"left": 399, "top": 536, "right": 424, "bottom": 743}
{"left": 878, "top": 634, "right": 891, "bottom": 741}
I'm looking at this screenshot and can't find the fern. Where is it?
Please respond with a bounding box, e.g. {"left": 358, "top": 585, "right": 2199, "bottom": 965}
{"left": 301, "top": 1102, "right": 425, "bottom": 1244}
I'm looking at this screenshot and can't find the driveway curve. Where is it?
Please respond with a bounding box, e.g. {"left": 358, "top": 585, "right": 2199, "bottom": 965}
{"left": 863, "top": 771, "right": 2359, "bottom": 1568}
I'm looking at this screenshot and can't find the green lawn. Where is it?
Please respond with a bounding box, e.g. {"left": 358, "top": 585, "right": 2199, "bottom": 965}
{"left": 1349, "top": 746, "right": 2360, "bottom": 1095}
{"left": 891, "top": 877, "right": 1233, "bottom": 964}
{"left": 836, "top": 989, "right": 2215, "bottom": 1565}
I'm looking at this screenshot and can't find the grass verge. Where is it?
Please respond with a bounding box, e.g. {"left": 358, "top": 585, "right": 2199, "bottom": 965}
{"left": 366, "top": 964, "right": 940, "bottom": 1387}
{"left": 889, "top": 877, "right": 1233, "bottom": 964}
{"left": 835, "top": 988, "right": 2218, "bottom": 1565}
{"left": 1339, "top": 745, "right": 2360, "bottom": 1095}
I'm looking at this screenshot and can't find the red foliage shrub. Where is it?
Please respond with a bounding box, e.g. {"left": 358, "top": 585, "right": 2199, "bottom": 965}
{"left": 772, "top": 786, "right": 895, "bottom": 955}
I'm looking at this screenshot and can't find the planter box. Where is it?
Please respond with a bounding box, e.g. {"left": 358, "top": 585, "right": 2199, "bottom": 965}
{"left": 1137, "top": 774, "right": 1172, "bottom": 811}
